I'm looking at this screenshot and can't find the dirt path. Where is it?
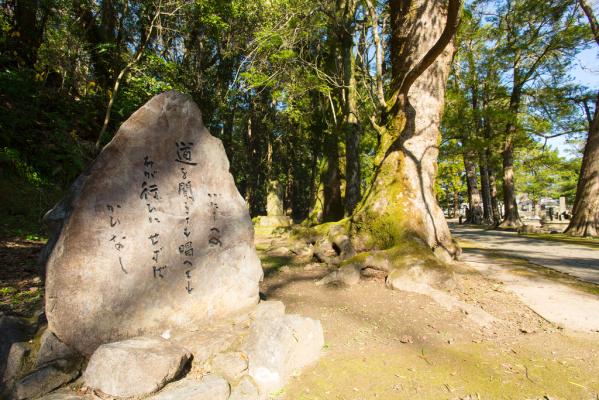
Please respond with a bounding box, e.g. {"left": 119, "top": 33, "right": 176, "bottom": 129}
{"left": 256, "top": 230, "right": 599, "bottom": 400}
{"left": 450, "top": 225, "right": 599, "bottom": 284}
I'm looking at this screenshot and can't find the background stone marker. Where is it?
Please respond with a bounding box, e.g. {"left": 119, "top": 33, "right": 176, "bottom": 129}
{"left": 44, "top": 91, "right": 263, "bottom": 355}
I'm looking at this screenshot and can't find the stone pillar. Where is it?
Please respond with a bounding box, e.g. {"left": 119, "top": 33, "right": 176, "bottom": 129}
{"left": 559, "top": 196, "right": 566, "bottom": 215}
{"left": 266, "top": 180, "right": 284, "bottom": 217}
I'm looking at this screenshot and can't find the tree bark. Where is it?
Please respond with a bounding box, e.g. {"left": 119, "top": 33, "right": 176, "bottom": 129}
{"left": 322, "top": 131, "right": 345, "bottom": 222}
{"left": 463, "top": 152, "right": 483, "bottom": 224}
{"left": 489, "top": 169, "right": 501, "bottom": 225}
{"left": 500, "top": 81, "right": 523, "bottom": 228}
{"left": 566, "top": 0, "right": 599, "bottom": 236}
{"left": 352, "top": 0, "right": 462, "bottom": 258}
{"left": 566, "top": 91, "right": 599, "bottom": 236}
{"left": 479, "top": 150, "right": 493, "bottom": 224}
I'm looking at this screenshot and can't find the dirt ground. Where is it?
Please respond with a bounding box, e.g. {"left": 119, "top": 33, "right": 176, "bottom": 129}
{"left": 0, "top": 237, "right": 45, "bottom": 318}
{"left": 2, "top": 230, "right": 599, "bottom": 400}
{"left": 256, "top": 230, "right": 599, "bottom": 400}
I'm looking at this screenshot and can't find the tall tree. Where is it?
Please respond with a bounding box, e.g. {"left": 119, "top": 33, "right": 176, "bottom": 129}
{"left": 566, "top": 0, "right": 599, "bottom": 237}
{"left": 491, "top": 0, "right": 584, "bottom": 228}
{"left": 352, "top": 0, "right": 463, "bottom": 259}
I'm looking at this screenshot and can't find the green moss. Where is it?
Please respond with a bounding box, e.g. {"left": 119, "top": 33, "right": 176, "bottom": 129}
{"left": 283, "top": 340, "right": 599, "bottom": 399}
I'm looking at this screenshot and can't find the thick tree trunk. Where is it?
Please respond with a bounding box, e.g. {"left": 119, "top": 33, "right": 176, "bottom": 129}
{"left": 489, "top": 170, "right": 501, "bottom": 225}
{"left": 566, "top": 92, "right": 599, "bottom": 236}
{"left": 566, "top": 1, "right": 599, "bottom": 237}
{"left": 463, "top": 152, "right": 483, "bottom": 224}
{"left": 332, "top": 0, "right": 361, "bottom": 216}
{"left": 500, "top": 84, "right": 523, "bottom": 228}
{"left": 11, "top": 0, "right": 50, "bottom": 68}
{"left": 479, "top": 150, "right": 493, "bottom": 224}
{"left": 343, "top": 70, "right": 362, "bottom": 215}
{"left": 322, "top": 131, "right": 344, "bottom": 222}
{"left": 352, "top": 0, "right": 460, "bottom": 259}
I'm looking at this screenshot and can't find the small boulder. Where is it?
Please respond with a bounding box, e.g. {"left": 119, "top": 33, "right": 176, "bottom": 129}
{"left": 171, "top": 325, "right": 239, "bottom": 368}
{"left": 13, "top": 364, "right": 78, "bottom": 400}
{"left": 83, "top": 336, "right": 190, "bottom": 398}
{"left": 229, "top": 375, "right": 259, "bottom": 400}
{"left": 2, "top": 342, "right": 30, "bottom": 384}
{"left": 243, "top": 314, "right": 323, "bottom": 395}
{"left": 149, "top": 374, "right": 230, "bottom": 400}
{"left": 0, "top": 315, "right": 32, "bottom": 382}
{"left": 251, "top": 301, "right": 285, "bottom": 321}
{"left": 209, "top": 352, "right": 248, "bottom": 382}
{"left": 316, "top": 264, "right": 361, "bottom": 287}
{"left": 36, "top": 330, "right": 75, "bottom": 367}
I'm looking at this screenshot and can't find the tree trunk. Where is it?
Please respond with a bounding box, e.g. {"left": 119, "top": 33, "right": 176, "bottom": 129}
{"left": 463, "top": 152, "right": 483, "bottom": 224}
{"left": 453, "top": 190, "right": 459, "bottom": 219}
{"left": 352, "top": 0, "right": 461, "bottom": 259}
{"left": 566, "top": 0, "right": 599, "bottom": 237}
{"left": 566, "top": 91, "right": 599, "bottom": 236}
{"left": 338, "top": 0, "right": 362, "bottom": 215}
{"left": 500, "top": 83, "right": 523, "bottom": 228}
{"left": 479, "top": 150, "right": 493, "bottom": 224}
{"left": 11, "top": 0, "right": 50, "bottom": 68}
{"left": 322, "top": 131, "right": 344, "bottom": 222}
{"left": 489, "top": 170, "right": 501, "bottom": 225}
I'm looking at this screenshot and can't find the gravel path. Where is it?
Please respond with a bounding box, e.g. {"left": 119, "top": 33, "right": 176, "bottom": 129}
{"left": 450, "top": 224, "right": 599, "bottom": 284}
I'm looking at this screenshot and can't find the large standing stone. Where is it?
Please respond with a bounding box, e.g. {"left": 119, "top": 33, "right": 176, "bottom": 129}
{"left": 43, "top": 91, "right": 263, "bottom": 355}
{"left": 83, "top": 336, "right": 191, "bottom": 398}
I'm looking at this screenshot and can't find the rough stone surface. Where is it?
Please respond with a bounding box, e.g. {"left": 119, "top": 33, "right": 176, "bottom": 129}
{"left": 266, "top": 181, "right": 284, "bottom": 217}
{"left": 0, "top": 315, "right": 32, "bottom": 382}
{"left": 209, "top": 352, "right": 248, "bottom": 382}
{"left": 229, "top": 375, "right": 260, "bottom": 400}
{"left": 170, "top": 323, "right": 243, "bottom": 367}
{"left": 40, "top": 393, "right": 92, "bottom": 400}
{"left": 2, "top": 342, "right": 30, "bottom": 384}
{"left": 83, "top": 336, "right": 191, "bottom": 398}
{"left": 13, "top": 365, "right": 78, "bottom": 400}
{"left": 316, "top": 264, "right": 361, "bottom": 286}
{"left": 36, "top": 330, "right": 75, "bottom": 367}
{"left": 43, "top": 91, "right": 263, "bottom": 355}
{"left": 251, "top": 301, "right": 285, "bottom": 321}
{"left": 148, "top": 374, "right": 230, "bottom": 400}
{"left": 243, "top": 313, "right": 324, "bottom": 395}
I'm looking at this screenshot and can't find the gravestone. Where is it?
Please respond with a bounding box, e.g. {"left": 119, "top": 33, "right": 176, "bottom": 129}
{"left": 44, "top": 91, "right": 263, "bottom": 355}
{"left": 266, "top": 180, "right": 284, "bottom": 216}
{"left": 559, "top": 196, "right": 566, "bottom": 216}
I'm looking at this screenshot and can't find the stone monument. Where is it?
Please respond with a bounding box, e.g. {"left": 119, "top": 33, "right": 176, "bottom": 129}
{"left": 254, "top": 180, "right": 292, "bottom": 228}
{"left": 44, "top": 91, "right": 265, "bottom": 355}
{"left": 3, "top": 92, "right": 322, "bottom": 400}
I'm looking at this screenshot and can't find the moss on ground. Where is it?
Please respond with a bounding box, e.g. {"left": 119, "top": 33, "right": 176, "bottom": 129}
{"left": 282, "top": 339, "right": 599, "bottom": 399}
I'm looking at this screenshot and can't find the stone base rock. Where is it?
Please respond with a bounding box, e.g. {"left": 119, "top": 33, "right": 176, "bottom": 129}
{"left": 36, "top": 330, "right": 76, "bottom": 368}
{"left": 83, "top": 337, "right": 191, "bottom": 398}
{"left": 37, "top": 300, "right": 323, "bottom": 400}
{"left": 13, "top": 363, "right": 79, "bottom": 400}
{"left": 242, "top": 307, "right": 324, "bottom": 395}
{"left": 148, "top": 375, "right": 230, "bottom": 400}
{"left": 254, "top": 216, "right": 292, "bottom": 228}
{"left": 229, "top": 375, "right": 259, "bottom": 400}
